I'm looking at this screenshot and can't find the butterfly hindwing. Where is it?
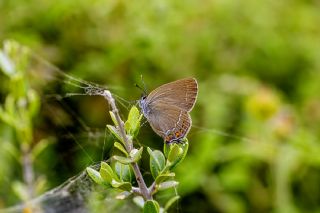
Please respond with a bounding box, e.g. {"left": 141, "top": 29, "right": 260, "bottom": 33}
{"left": 146, "top": 102, "right": 191, "bottom": 142}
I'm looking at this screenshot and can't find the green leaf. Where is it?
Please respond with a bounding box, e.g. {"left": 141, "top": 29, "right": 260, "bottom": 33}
{"left": 0, "top": 50, "right": 15, "bottom": 76}
{"left": 114, "top": 142, "right": 128, "bottom": 156}
{"left": 5, "top": 95, "right": 15, "bottom": 122}
{"left": 27, "top": 89, "right": 40, "bottom": 118}
{"left": 167, "top": 144, "right": 182, "bottom": 163}
{"left": 31, "top": 138, "right": 51, "bottom": 160}
{"left": 34, "top": 176, "right": 47, "bottom": 195}
{"left": 113, "top": 155, "right": 134, "bottom": 164}
{"left": 100, "top": 162, "right": 119, "bottom": 183}
{"left": 0, "top": 108, "right": 14, "bottom": 127}
{"left": 163, "top": 143, "right": 170, "bottom": 158}
{"left": 158, "top": 181, "right": 179, "bottom": 191}
{"left": 155, "top": 173, "right": 175, "bottom": 185}
{"left": 100, "top": 168, "right": 112, "bottom": 183}
{"left": 107, "top": 125, "right": 123, "bottom": 143}
{"left": 114, "top": 161, "right": 133, "bottom": 182}
{"left": 101, "top": 162, "right": 113, "bottom": 173}
{"left": 111, "top": 180, "right": 132, "bottom": 191}
{"left": 116, "top": 191, "right": 132, "bottom": 200}
{"left": 125, "top": 106, "right": 142, "bottom": 137}
{"left": 2, "top": 141, "right": 19, "bottom": 161}
{"left": 148, "top": 148, "right": 165, "bottom": 179}
{"left": 109, "top": 111, "right": 118, "bottom": 126}
{"left": 143, "top": 200, "right": 160, "bottom": 213}
{"left": 12, "top": 181, "right": 28, "bottom": 201}
{"left": 164, "top": 138, "right": 189, "bottom": 158}
{"left": 166, "top": 141, "right": 189, "bottom": 170}
{"left": 164, "top": 196, "right": 180, "bottom": 211}
{"left": 86, "top": 167, "right": 104, "bottom": 185}
{"left": 133, "top": 196, "right": 145, "bottom": 208}
{"left": 130, "top": 147, "right": 143, "bottom": 162}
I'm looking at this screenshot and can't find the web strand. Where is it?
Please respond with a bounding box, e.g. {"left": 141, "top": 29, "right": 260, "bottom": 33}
{"left": 191, "top": 125, "right": 255, "bottom": 143}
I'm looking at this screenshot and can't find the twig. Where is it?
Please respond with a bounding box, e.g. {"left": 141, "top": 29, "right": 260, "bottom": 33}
{"left": 148, "top": 181, "right": 157, "bottom": 195}
{"left": 102, "top": 90, "right": 152, "bottom": 200}
{"left": 22, "top": 144, "right": 34, "bottom": 199}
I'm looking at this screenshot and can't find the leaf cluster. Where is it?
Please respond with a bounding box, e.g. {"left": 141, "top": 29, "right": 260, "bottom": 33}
{"left": 87, "top": 106, "right": 189, "bottom": 212}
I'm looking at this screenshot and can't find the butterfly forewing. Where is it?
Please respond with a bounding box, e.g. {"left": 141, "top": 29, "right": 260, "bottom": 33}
{"left": 146, "top": 78, "right": 198, "bottom": 112}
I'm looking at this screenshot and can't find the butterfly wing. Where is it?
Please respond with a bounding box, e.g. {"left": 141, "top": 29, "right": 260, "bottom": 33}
{"left": 146, "top": 78, "right": 198, "bottom": 112}
{"left": 145, "top": 101, "right": 192, "bottom": 142}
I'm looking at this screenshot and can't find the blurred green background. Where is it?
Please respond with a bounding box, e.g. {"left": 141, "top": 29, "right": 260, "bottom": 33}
{"left": 1, "top": 0, "right": 320, "bottom": 212}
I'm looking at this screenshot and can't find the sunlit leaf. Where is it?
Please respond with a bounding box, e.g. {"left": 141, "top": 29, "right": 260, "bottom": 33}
{"left": 86, "top": 167, "right": 104, "bottom": 185}
{"left": 101, "top": 162, "right": 119, "bottom": 181}
{"left": 167, "top": 141, "right": 189, "bottom": 170}
{"left": 12, "top": 181, "right": 28, "bottom": 201}
{"left": 158, "top": 181, "right": 179, "bottom": 191}
{"left": 107, "top": 125, "right": 123, "bottom": 143}
{"left": 116, "top": 191, "right": 132, "bottom": 200}
{"left": 114, "top": 142, "right": 128, "bottom": 156}
{"left": 111, "top": 180, "right": 132, "bottom": 191}
{"left": 113, "top": 155, "right": 134, "bottom": 164}
{"left": 133, "top": 196, "right": 145, "bottom": 208}
{"left": 155, "top": 173, "right": 175, "bottom": 185}
{"left": 125, "top": 106, "right": 142, "bottom": 137}
{"left": 130, "top": 147, "right": 143, "bottom": 163}
{"left": 143, "top": 200, "right": 160, "bottom": 213}
{"left": 0, "top": 51, "right": 15, "bottom": 76}
{"left": 109, "top": 111, "right": 118, "bottom": 126}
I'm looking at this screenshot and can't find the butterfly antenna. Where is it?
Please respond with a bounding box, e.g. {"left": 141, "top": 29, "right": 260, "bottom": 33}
{"left": 135, "top": 83, "right": 146, "bottom": 96}
{"left": 135, "top": 75, "right": 148, "bottom": 97}
{"left": 140, "top": 75, "right": 148, "bottom": 95}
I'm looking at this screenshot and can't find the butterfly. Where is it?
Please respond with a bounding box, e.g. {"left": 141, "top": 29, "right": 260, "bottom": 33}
{"left": 139, "top": 78, "right": 198, "bottom": 143}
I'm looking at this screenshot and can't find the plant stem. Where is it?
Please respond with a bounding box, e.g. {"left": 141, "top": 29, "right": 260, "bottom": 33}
{"left": 148, "top": 181, "right": 157, "bottom": 195}
{"left": 132, "top": 163, "right": 152, "bottom": 200}
{"left": 22, "top": 144, "right": 34, "bottom": 200}
{"left": 102, "top": 90, "right": 152, "bottom": 200}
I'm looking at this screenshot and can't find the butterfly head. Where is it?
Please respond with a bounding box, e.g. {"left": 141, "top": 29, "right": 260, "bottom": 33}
{"left": 138, "top": 95, "right": 150, "bottom": 118}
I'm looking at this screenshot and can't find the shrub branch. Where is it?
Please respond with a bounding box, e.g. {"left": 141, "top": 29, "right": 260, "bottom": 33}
{"left": 102, "top": 90, "right": 152, "bottom": 200}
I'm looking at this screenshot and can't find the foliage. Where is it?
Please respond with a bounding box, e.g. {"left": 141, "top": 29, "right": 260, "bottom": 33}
{"left": 0, "top": 40, "right": 50, "bottom": 206}
{"left": 87, "top": 106, "right": 185, "bottom": 212}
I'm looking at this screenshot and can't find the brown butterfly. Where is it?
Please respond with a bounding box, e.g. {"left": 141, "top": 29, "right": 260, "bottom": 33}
{"left": 139, "top": 78, "right": 198, "bottom": 143}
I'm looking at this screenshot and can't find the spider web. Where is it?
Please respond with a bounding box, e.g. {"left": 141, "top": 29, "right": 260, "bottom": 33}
{"left": 4, "top": 163, "right": 139, "bottom": 213}
{"left": 2, "top": 52, "right": 138, "bottom": 212}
